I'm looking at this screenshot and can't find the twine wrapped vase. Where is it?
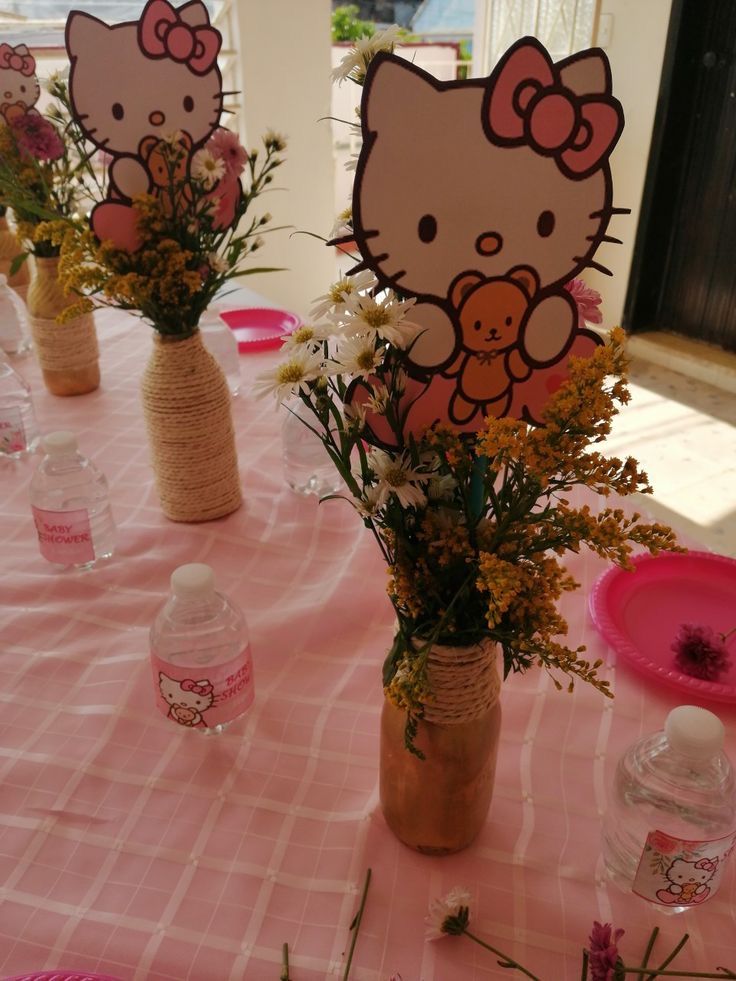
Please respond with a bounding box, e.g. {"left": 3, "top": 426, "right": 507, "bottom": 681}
{"left": 141, "top": 330, "right": 242, "bottom": 522}
{"left": 27, "top": 256, "right": 100, "bottom": 396}
{"left": 0, "top": 214, "right": 30, "bottom": 301}
{"left": 380, "top": 637, "right": 502, "bottom": 855}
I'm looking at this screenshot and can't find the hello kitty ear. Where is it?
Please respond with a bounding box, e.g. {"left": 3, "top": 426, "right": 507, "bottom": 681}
{"left": 362, "top": 53, "right": 439, "bottom": 134}
{"left": 558, "top": 49, "right": 611, "bottom": 96}
{"left": 66, "top": 10, "right": 110, "bottom": 61}
{"left": 178, "top": 0, "right": 212, "bottom": 28}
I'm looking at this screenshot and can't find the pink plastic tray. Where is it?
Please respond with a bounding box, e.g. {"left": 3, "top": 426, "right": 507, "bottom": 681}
{"left": 2, "top": 974, "right": 122, "bottom": 980}
{"left": 589, "top": 550, "right": 736, "bottom": 702}
{"left": 218, "top": 307, "right": 301, "bottom": 352}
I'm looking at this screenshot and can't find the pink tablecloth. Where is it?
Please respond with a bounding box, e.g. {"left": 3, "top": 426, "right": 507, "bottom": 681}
{"left": 1, "top": 307, "right": 735, "bottom": 981}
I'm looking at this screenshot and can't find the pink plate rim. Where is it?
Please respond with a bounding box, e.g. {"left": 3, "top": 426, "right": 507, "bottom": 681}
{"left": 218, "top": 306, "right": 301, "bottom": 349}
{"left": 589, "top": 550, "right": 736, "bottom": 703}
{"left": 1, "top": 974, "right": 123, "bottom": 980}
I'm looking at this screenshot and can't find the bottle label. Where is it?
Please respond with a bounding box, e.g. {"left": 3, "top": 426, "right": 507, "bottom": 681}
{"left": 32, "top": 506, "right": 94, "bottom": 565}
{"left": 0, "top": 406, "right": 25, "bottom": 454}
{"left": 151, "top": 646, "right": 255, "bottom": 730}
{"left": 632, "top": 828, "right": 736, "bottom": 906}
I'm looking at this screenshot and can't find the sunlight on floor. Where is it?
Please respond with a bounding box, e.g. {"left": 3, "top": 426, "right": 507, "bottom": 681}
{"left": 604, "top": 358, "right": 736, "bottom": 556}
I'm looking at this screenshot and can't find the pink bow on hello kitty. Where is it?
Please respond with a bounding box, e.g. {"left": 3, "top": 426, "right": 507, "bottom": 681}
{"left": 0, "top": 44, "right": 36, "bottom": 77}
{"left": 695, "top": 858, "right": 718, "bottom": 872}
{"left": 486, "top": 39, "right": 622, "bottom": 179}
{"left": 138, "top": 0, "right": 220, "bottom": 76}
{"left": 181, "top": 679, "right": 213, "bottom": 696}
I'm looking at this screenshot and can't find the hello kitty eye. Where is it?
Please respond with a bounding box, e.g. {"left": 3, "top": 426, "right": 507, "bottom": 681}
{"left": 112, "top": 102, "right": 124, "bottom": 121}
{"left": 183, "top": 95, "right": 194, "bottom": 112}
{"left": 20, "top": 85, "right": 25, "bottom": 93}
{"left": 537, "top": 210, "right": 555, "bottom": 237}
{"left": 418, "top": 214, "right": 437, "bottom": 243}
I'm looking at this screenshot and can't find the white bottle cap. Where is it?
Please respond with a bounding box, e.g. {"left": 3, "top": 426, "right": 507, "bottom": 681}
{"left": 42, "top": 431, "right": 78, "bottom": 456}
{"left": 664, "top": 705, "right": 725, "bottom": 759}
{"left": 171, "top": 563, "right": 216, "bottom": 599}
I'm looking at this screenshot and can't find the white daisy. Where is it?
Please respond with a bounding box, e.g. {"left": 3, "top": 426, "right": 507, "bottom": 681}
{"left": 330, "top": 206, "right": 353, "bottom": 241}
{"left": 207, "top": 252, "right": 229, "bottom": 275}
{"left": 343, "top": 292, "right": 417, "bottom": 347}
{"left": 162, "top": 129, "right": 185, "bottom": 147}
{"left": 365, "top": 382, "right": 389, "bottom": 415}
{"left": 191, "top": 149, "right": 226, "bottom": 189}
{"left": 353, "top": 483, "right": 381, "bottom": 518}
{"left": 425, "top": 887, "right": 472, "bottom": 941}
{"left": 280, "top": 322, "right": 335, "bottom": 352}
{"left": 310, "top": 269, "right": 377, "bottom": 321}
{"left": 428, "top": 473, "right": 457, "bottom": 501}
{"left": 328, "top": 334, "right": 385, "bottom": 379}
{"left": 343, "top": 400, "right": 367, "bottom": 433}
{"left": 367, "top": 447, "right": 428, "bottom": 510}
{"left": 331, "top": 25, "right": 405, "bottom": 84}
{"left": 253, "top": 349, "right": 324, "bottom": 403}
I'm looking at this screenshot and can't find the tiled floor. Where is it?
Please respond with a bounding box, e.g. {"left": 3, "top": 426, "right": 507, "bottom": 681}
{"left": 604, "top": 354, "right": 736, "bottom": 557}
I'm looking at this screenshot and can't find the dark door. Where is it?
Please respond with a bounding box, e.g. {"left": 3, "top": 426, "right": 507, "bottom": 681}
{"left": 625, "top": 0, "right": 736, "bottom": 353}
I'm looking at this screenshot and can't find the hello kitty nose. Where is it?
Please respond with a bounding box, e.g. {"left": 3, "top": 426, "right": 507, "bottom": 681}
{"left": 149, "top": 110, "right": 165, "bottom": 127}
{"left": 476, "top": 232, "right": 503, "bottom": 257}
{"left": 4, "top": 91, "right": 12, "bottom": 100}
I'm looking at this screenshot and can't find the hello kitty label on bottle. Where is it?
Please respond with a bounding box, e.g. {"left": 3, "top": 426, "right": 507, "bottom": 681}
{"left": 32, "top": 506, "right": 94, "bottom": 565}
{"left": 632, "top": 828, "right": 736, "bottom": 906}
{"left": 0, "top": 407, "right": 26, "bottom": 454}
{"left": 152, "top": 647, "right": 255, "bottom": 730}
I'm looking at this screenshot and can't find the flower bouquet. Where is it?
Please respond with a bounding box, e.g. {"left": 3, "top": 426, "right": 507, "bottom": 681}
{"left": 42, "top": 0, "right": 287, "bottom": 521}
{"left": 0, "top": 66, "right": 101, "bottom": 394}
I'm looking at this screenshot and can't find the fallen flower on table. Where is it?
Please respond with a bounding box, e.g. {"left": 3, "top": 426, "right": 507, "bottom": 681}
{"left": 671, "top": 624, "right": 734, "bottom": 682}
{"left": 425, "top": 891, "right": 736, "bottom": 979}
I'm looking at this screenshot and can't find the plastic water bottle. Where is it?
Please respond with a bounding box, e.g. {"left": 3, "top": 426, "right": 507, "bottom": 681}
{"left": 0, "top": 350, "right": 39, "bottom": 457}
{"left": 0, "top": 273, "right": 31, "bottom": 356}
{"left": 29, "top": 431, "right": 116, "bottom": 568}
{"left": 282, "top": 398, "right": 343, "bottom": 497}
{"left": 602, "top": 705, "right": 736, "bottom": 912}
{"left": 199, "top": 306, "right": 240, "bottom": 396}
{"left": 149, "top": 563, "right": 254, "bottom": 734}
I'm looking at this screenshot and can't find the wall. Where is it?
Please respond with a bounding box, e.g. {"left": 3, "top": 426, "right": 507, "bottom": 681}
{"left": 586, "top": 0, "right": 675, "bottom": 326}
{"left": 235, "top": 0, "right": 336, "bottom": 318}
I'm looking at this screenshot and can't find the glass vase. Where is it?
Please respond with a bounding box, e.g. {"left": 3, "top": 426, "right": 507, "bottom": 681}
{"left": 380, "top": 637, "right": 501, "bottom": 855}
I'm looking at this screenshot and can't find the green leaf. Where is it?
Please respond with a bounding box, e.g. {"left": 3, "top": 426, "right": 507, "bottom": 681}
{"left": 9, "top": 252, "right": 29, "bottom": 277}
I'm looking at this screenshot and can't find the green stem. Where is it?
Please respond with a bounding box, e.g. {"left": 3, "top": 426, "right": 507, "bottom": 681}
{"left": 645, "top": 933, "right": 689, "bottom": 981}
{"left": 581, "top": 949, "right": 589, "bottom": 981}
{"left": 280, "top": 941, "right": 290, "bottom": 981}
{"left": 462, "top": 929, "right": 542, "bottom": 981}
{"left": 342, "top": 867, "right": 372, "bottom": 981}
{"left": 624, "top": 971, "right": 735, "bottom": 979}
{"left": 641, "top": 927, "right": 659, "bottom": 970}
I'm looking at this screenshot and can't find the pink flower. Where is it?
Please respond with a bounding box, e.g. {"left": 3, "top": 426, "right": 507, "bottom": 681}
{"left": 564, "top": 277, "right": 603, "bottom": 328}
{"left": 671, "top": 623, "right": 731, "bottom": 681}
{"left": 208, "top": 127, "right": 248, "bottom": 179}
{"left": 588, "top": 921, "right": 624, "bottom": 981}
{"left": 11, "top": 112, "right": 64, "bottom": 162}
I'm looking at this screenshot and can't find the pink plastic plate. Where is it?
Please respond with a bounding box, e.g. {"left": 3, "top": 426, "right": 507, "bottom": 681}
{"left": 589, "top": 550, "right": 736, "bottom": 702}
{"left": 218, "top": 307, "right": 301, "bottom": 352}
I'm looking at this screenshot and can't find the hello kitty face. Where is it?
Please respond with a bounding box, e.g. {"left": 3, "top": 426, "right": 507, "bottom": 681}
{"left": 353, "top": 41, "right": 622, "bottom": 301}
{"left": 0, "top": 44, "right": 40, "bottom": 117}
{"left": 158, "top": 672, "right": 214, "bottom": 719}
{"left": 66, "top": 0, "right": 223, "bottom": 158}
{"left": 665, "top": 859, "right": 714, "bottom": 888}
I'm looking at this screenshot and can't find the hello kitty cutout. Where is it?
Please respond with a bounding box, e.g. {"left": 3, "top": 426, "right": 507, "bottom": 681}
{"left": 0, "top": 44, "right": 41, "bottom": 124}
{"left": 656, "top": 857, "right": 716, "bottom": 906}
{"left": 65, "top": 0, "right": 225, "bottom": 251}
{"left": 345, "top": 36, "right": 625, "bottom": 434}
{"left": 158, "top": 672, "right": 214, "bottom": 728}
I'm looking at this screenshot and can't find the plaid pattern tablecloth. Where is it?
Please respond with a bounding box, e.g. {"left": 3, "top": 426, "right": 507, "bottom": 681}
{"left": 1, "top": 306, "right": 734, "bottom": 980}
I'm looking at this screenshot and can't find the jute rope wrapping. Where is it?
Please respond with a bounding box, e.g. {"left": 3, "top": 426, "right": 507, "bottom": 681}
{"left": 28, "top": 312, "right": 99, "bottom": 372}
{"left": 420, "top": 637, "right": 501, "bottom": 725}
{"left": 0, "top": 217, "right": 30, "bottom": 295}
{"left": 141, "top": 331, "right": 242, "bottom": 523}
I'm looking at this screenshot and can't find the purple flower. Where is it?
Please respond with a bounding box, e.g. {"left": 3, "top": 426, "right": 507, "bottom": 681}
{"left": 564, "top": 277, "right": 603, "bottom": 327}
{"left": 11, "top": 112, "right": 64, "bottom": 162}
{"left": 671, "top": 623, "right": 731, "bottom": 681}
{"left": 588, "top": 921, "right": 625, "bottom": 981}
